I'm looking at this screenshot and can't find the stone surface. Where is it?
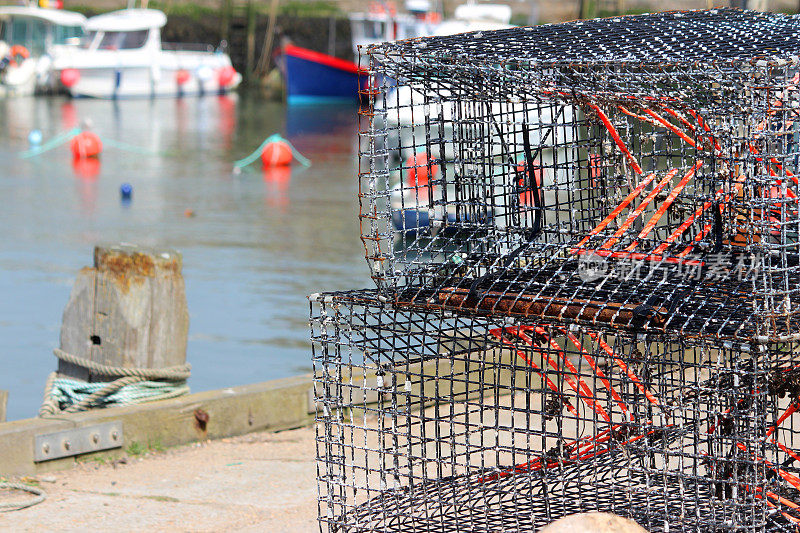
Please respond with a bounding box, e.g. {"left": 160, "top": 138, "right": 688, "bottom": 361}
{"left": 541, "top": 512, "right": 649, "bottom": 533}
{"left": 0, "top": 426, "right": 318, "bottom": 532}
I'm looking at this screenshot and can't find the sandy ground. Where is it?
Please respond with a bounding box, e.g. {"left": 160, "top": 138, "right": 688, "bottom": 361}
{"left": 0, "top": 426, "right": 319, "bottom": 533}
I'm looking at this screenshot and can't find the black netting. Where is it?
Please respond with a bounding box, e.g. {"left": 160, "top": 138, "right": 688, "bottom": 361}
{"left": 315, "top": 10, "right": 800, "bottom": 532}
{"left": 357, "top": 10, "right": 800, "bottom": 341}
{"left": 372, "top": 9, "right": 800, "bottom": 69}
{"left": 312, "top": 291, "right": 800, "bottom": 532}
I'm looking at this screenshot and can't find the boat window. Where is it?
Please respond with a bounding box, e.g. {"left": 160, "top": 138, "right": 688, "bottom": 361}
{"left": 28, "top": 19, "right": 45, "bottom": 55}
{"left": 54, "top": 25, "right": 84, "bottom": 46}
{"left": 11, "top": 19, "right": 28, "bottom": 44}
{"left": 98, "top": 30, "right": 149, "bottom": 50}
{"left": 365, "top": 21, "right": 385, "bottom": 39}
{"left": 80, "top": 30, "right": 97, "bottom": 48}
{"left": 121, "top": 30, "right": 148, "bottom": 49}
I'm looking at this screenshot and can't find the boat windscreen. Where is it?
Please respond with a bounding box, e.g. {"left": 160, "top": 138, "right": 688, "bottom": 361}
{"left": 1, "top": 17, "right": 48, "bottom": 55}
{"left": 82, "top": 29, "right": 148, "bottom": 50}
{"left": 53, "top": 24, "right": 83, "bottom": 46}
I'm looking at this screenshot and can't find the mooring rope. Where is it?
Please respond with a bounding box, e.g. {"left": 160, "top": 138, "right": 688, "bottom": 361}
{"left": 38, "top": 349, "right": 191, "bottom": 417}
{"left": 99, "top": 137, "right": 169, "bottom": 156}
{"left": 233, "top": 133, "right": 311, "bottom": 170}
{"left": 18, "top": 127, "right": 81, "bottom": 159}
{"left": 18, "top": 128, "right": 167, "bottom": 159}
{"left": 0, "top": 482, "right": 46, "bottom": 512}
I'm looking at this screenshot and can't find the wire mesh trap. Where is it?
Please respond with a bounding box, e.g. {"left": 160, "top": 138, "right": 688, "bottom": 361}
{"left": 311, "top": 291, "right": 800, "bottom": 532}
{"left": 312, "top": 9, "right": 800, "bottom": 532}
{"left": 358, "top": 9, "right": 800, "bottom": 340}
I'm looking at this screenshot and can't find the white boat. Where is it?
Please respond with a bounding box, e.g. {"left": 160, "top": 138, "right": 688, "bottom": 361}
{"left": 432, "top": 2, "right": 512, "bottom": 36}
{"left": 51, "top": 8, "right": 241, "bottom": 98}
{"left": 384, "top": 5, "right": 584, "bottom": 235}
{"left": 384, "top": 3, "right": 516, "bottom": 162}
{"left": 0, "top": 5, "right": 85, "bottom": 96}
{"left": 349, "top": 0, "right": 440, "bottom": 57}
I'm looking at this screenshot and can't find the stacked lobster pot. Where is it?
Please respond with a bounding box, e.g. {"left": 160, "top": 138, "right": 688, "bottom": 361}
{"left": 310, "top": 10, "right": 800, "bottom": 532}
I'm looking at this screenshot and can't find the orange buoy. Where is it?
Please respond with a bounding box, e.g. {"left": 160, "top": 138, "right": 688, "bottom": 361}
{"left": 217, "top": 66, "right": 237, "bottom": 88}
{"left": 60, "top": 68, "right": 80, "bottom": 88}
{"left": 588, "top": 153, "right": 604, "bottom": 185}
{"left": 261, "top": 140, "right": 293, "bottom": 167}
{"left": 176, "top": 69, "right": 191, "bottom": 86}
{"left": 405, "top": 152, "right": 438, "bottom": 187}
{"left": 8, "top": 44, "right": 29, "bottom": 67}
{"left": 71, "top": 131, "right": 103, "bottom": 159}
{"left": 516, "top": 159, "right": 543, "bottom": 207}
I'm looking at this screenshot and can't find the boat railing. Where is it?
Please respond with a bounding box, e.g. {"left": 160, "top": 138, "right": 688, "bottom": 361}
{"left": 162, "top": 42, "right": 215, "bottom": 53}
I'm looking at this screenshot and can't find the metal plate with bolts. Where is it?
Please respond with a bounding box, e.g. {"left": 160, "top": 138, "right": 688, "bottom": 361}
{"left": 34, "top": 421, "right": 123, "bottom": 462}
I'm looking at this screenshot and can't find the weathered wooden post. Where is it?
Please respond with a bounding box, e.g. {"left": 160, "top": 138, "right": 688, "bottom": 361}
{"left": 57, "top": 244, "right": 189, "bottom": 382}
{"left": 0, "top": 390, "right": 7, "bottom": 423}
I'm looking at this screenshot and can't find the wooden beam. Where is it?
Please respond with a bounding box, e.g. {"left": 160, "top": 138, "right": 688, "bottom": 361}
{"left": 0, "top": 376, "right": 314, "bottom": 477}
{"left": 0, "top": 338, "right": 526, "bottom": 476}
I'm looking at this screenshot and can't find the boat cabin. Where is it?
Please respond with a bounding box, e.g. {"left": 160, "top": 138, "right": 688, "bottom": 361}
{"left": 79, "top": 9, "right": 164, "bottom": 53}
{"left": 0, "top": 6, "right": 85, "bottom": 56}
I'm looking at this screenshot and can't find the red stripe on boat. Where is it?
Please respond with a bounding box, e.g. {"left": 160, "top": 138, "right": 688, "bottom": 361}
{"left": 283, "top": 45, "right": 363, "bottom": 74}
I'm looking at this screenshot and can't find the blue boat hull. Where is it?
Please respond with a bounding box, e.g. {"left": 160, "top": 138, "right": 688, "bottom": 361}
{"left": 392, "top": 209, "right": 495, "bottom": 237}
{"left": 283, "top": 46, "right": 361, "bottom": 103}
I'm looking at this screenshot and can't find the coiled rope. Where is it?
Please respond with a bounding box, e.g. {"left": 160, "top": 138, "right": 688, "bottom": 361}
{"left": 0, "top": 482, "right": 46, "bottom": 512}
{"left": 39, "top": 349, "right": 191, "bottom": 417}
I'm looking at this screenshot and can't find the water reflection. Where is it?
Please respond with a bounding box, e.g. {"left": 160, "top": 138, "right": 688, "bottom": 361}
{"left": 72, "top": 157, "right": 101, "bottom": 181}
{"left": 0, "top": 95, "right": 367, "bottom": 420}
{"left": 262, "top": 165, "right": 292, "bottom": 210}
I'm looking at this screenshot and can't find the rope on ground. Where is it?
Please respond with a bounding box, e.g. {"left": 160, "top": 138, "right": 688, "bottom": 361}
{"left": 0, "top": 483, "right": 46, "bottom": 512}
{"left": 39, "top": 349, "right": 191, "bottom": 417}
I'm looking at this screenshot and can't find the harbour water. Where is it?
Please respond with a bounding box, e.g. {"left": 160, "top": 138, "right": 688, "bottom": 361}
{"left": 0, "top": 94, "right": 370, "bottom": 421}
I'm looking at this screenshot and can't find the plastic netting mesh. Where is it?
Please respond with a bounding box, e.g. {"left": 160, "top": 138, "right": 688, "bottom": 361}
{"left": 357, "top": 9, "right": 800, "bottom": 341}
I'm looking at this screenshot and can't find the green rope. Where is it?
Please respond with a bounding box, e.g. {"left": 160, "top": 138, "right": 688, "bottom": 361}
{"left": 44, "top": 376, "right": 189, "bottom": 413}
{"left": 39, "top": 349, "right": 192, "bottom": 417}
{"left": 100, "top": 137, "right": 169, "bottom": 156}
{"left": 0, "top": 483, "right": 46, "bottom": 512}
{"left": 19, "top": 128, "right": 169, "bottom": 159}
{"left": 18, "top": 127, "right": 81, "bottom": 159}
{"left": 233, "top": 133, "right": 311, "bottom": 170}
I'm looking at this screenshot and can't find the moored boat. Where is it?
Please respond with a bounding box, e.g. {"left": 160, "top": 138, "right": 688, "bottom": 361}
{"left": 281, "top": 0, "right": 440, "bottom": 103}
{"left": 51, "top": 8, "right": 240, "bottom": 98}
{"left": 0, "top": 5, "right": 85, "bottom": 96}
{"left": 280, "top": 44, "right": 364, "bottom": 104}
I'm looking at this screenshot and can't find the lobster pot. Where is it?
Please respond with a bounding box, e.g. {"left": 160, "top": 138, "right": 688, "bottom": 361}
{"left": 358, "top": 10, "right": 800, "bottom": 336}
{"left": 311, "top": 290, "right": 800, "bottom": 532}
